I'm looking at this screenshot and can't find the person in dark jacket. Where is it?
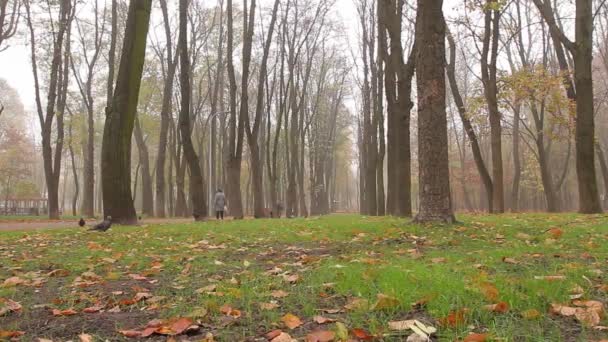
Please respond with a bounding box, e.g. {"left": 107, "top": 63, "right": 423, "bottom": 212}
{"left": 214, "top": 189, "right": 226, "bottom": 220}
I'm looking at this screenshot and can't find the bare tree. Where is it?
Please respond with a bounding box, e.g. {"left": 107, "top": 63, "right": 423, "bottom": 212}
{"left": 0, "top": 0, "right": 20, "bottom": 51}
{"left": 532, "top": 0, "right": 602, "bottom": 213}
{"left": 26, "top": 0, "right": 73, "bottom": 219}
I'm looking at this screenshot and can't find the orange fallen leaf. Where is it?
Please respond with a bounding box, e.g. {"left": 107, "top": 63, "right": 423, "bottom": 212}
{"left": 52, "top": 308, "right": 78, "bottom": 316}
{"left": 219, "top": 304, "right": 242, "bottom": 318}
{"left": 480, "top": 283, "right": 499, "bottom": 301}
{"left": 463, "top": 333, "right": 488, "bottom": 342}
{"left": 351, "top": 328, "right": 373, "bottom": 340}
{"left": 306, "top": 330, "right": 335, "bottom": 342}
{"left": 483, "top": 301, "right": 509, "bottom": 313}
{"left": 547, "top": 228, "right": 563, "bottom": 239}
{"left": 169, "top": 317, "right": 193, "bottom": 335}
{"left": 118, "top": 330, "right": 142, "bottom": 338}
{"left": 281, "top": 313, "right": 303, "bottom": 329}
{"left": 0, "top": 330, "right": 25, "bottom": 338}
{"left": 439, "top": 309, "right": 468, "bottom": 327}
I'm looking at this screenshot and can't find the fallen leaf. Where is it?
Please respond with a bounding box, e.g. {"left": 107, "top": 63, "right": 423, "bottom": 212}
{"left": 271, "top": 290, "right": 289, "bottom": 298}
{"left": 118, "top": 330, "right": 142, "bottom": 338}
{"left": 535, "top": 275, "right": 566, "bottom": 281}
{"left": 547, "top": 228, "right": 563, "bottom": 239}
{"left": 431, "top": 257, "right": 446, "bottom": 264}
{"left": 480, "top": 283, "right": 499, "bottom": 301}
{"left": 313, "top": 315, "right": 336, "bottom": 324}
{"left": 0, "top": 298, "right": 22, "bottom": 316}
{"left": 521, "top": 309, "right": 541, "bottom": 319}
{"left": 169, "top": 317, "right": 193, "bottom": 335}
{"left": 83, "top": 305, "right": 104, "bottom": 313}
{"left": 79, "top": 334, "right": 93, "bottom": 342}
{"left": 271, "top": 332, "right": 297, "bottom": 342}
{"left": 483, "top": 301, "right": 509, "bottom": 313}
{"left": 52, "top": 308, "right": 78, "bottom": 316}
{"left": 260, "top": 302, "right": 279, "bottom": 310}
{"left": 372, "top": 293, "right": 400, "bottom": 311}
{"left": 502, "top": 257, "right": 518, "bottom": 264}
{"left": 306, "top": 330, "right": 335, "bottom": 342}
{"left": 550, "top": 303, "right": 578, "bottom": 316}
{"left": 265, "top": 329, "right": 283, "bottom": 340}
{"left": 2, "top": 276, "right": 24, "bottom": 287}
{"left": 344, "top": 297, "right": 369, "bottom": 311}
{"left": 281, "top": 313, "right": 303, "bottom": 329}
{"left": 439, "top": 309, "right": 468, "bottom": 327}
{"left": 0, "top": 331, "right": 25, "bottom": 338}
{"left": 351, "top": 328, "right": 373, "bottom": 340}
{"left": 388, "top": 320, "right": 416, "bottom": 331}
{"left": 463, "top": 333, "right": 488, "bottom": 342}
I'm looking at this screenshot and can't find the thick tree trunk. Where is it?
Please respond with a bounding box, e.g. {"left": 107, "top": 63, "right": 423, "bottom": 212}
{"left": 574, "top": 0, "right": 602, "bottom": 213}
{"left": 380, "top": 0, "right": 413, "bottom": 217}
{"left": 101, "top": 0, "right": 152, "bottom": 224}
{"left": 413, "top": 0, "right": 455, "bottom": 223}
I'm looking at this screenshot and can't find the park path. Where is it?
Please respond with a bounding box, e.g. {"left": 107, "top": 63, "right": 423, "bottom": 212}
{"left": 0, "top": 218, "right": 195, "bottom": 232}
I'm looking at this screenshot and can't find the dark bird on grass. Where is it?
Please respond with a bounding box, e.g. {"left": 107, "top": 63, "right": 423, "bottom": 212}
{"left": 78, "top": 217, "right": 86, "bottom": 227}
{"left": 90, "top": 216, "right": 112, "bottom": 232}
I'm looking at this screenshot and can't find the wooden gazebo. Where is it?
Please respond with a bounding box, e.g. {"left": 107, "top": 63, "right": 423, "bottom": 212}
{"left": 1, "top": 197, "right": 48, "bottom": 216}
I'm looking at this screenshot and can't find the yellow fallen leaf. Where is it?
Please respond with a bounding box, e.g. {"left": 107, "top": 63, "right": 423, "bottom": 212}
{"left": 281, "top": 313, "right": 303, "bottom": 330}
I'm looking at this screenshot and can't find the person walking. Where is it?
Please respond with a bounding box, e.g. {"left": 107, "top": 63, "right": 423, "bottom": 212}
{"left": 214, "top": 189, "right": 226, "bottom": 220}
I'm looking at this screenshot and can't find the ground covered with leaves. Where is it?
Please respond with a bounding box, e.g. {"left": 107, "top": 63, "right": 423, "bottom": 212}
{"left": 1, "top": 214, "right": 608, "bottom": 341}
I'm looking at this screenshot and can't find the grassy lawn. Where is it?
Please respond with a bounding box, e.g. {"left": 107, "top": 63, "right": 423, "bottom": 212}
{"left": 1, "top": 214, "right": 607, "bottom": 341}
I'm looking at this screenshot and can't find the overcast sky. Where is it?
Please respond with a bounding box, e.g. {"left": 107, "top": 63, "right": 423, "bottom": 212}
{"left": 0, "top": 0, "right": 462, "bottom": 111}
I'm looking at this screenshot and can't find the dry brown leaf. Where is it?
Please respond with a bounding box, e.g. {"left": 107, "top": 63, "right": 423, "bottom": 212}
{"left": 313, "top": 315, "right": 336, "bottom": 324}
{"left": 388, "top": 320, "right": 416, "bottom": 331}
{"left": 271, "top": 290, "right": 289, "bottom": 298}
{"left": 271, "top": 332, "right": 297, "bottom": 342}
{"left": 281, "top": 313, "right": 303, "bottom": 329}
{"left": 344, "top": 297, "right": 369, "bottom": 311}
{"left": 78, "top": 334, "right": 93, "bottom": 342}
{"left": 305, "top": 330, "right": 335, "bottom": 342}
{"left": 52, "top": 308, "right": 78, "bottom": 316}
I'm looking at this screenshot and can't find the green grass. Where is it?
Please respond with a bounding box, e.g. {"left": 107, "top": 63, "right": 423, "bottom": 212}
{"left": 1, "top": 214, "right": 607, "bottom": 341}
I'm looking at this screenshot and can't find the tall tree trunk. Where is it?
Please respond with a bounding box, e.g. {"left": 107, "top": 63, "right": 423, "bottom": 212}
{"left": 573, "top": 0, "right": 601, "bottom": 213}
{"left": 178, "top": 0, "right": 206, "bottom": 221}
{"left": 446, "top": 30, "right": 493, "bottom": 212}
{"left": 596, "top": 144, "right": 608, "bottom": 208}
{"left": 246, "top": 0, "right": 279, "bottom": 218}
{"left": 101, "top": 0, "right": 152, "bottom": 224}
{"left": 413, "top": 0, "right": 455, "bottom": 223}
{"left": 155, "top": 0, "right": 178, "bottom": 218}
{"left": 480, "top": 1, "right": 504, "bottom": 213}
{"left": 380, "top": 0, "right": 413, "bottom": 217}
{"left": 511, "top": 104, "right": 521, "bottom": 212}
{"left": 26, "top": 0, "right": 72, "bottom": 220}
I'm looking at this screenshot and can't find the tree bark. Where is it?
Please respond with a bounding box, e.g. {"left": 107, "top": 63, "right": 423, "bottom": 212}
{"left": 413, "top": 0, "right": 455, "bottom": 223}
{"left": 101, "top": 0, "right": 152, "bottom": 224}
{"left": 134, "top": 116, "right": 153, "bottom": 216}
{"left": 446, "top": 29, "right": 493, "bottom": 212}
{"left": 155, "top": 0, "right": 178, "bottom": 218}
{"left": 480, "top": 1, "right": 504, "bottom": 213}
{"left": 178, "top": 0, "right": 206, "bottom": 221}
